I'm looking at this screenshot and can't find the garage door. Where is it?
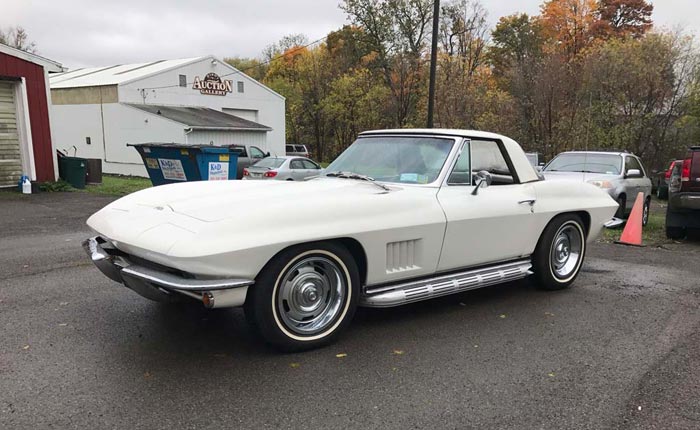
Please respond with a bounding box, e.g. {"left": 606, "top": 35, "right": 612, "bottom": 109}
{"left": 0, "top": 81, "right": 22, "bottom": 187}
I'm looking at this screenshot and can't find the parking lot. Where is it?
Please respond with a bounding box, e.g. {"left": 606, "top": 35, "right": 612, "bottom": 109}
{"left": 1, "top": 191, "right": 699, "bottom": 429}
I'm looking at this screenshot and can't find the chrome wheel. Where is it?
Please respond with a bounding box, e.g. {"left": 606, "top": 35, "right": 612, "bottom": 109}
{"left": 276, "top": 256, "right": 348, "bottom": 336}
{"left": 550, "top": 223, "right": 583, "bottom": 280}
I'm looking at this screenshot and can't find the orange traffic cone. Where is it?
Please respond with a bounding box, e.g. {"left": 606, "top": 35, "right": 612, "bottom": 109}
{"left": 615, "top": 192, "right": 645, "bottom": 247}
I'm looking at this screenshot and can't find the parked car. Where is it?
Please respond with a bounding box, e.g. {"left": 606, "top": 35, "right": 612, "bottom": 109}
{"left": 666, "top": 146, "right": 700, "bottom": 239}
{"left": 242, "top": 156, "right": 322, "bottom": 181}
{"left": 285, "top": 144, "right": 310, "bottom": 157}
{"left": 228, "top": 144, "right": 269, "bottom": 179}
{"left": 655, "top": 160, "right": 682, "bottom": 200}
{"left": 542, "top": 151, "right": 652, "bottom": 224}
{"left": 82, "top": 129, "right": 617, "bottom": 351}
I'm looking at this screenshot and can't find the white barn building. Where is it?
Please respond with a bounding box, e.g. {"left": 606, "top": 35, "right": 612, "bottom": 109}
{"left": 49, "top": 56, "right": 285, "bottom": 176}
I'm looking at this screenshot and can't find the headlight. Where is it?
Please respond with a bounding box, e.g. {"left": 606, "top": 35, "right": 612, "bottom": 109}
{"left": 587, "top": 180, "right": 613, "bottom": 189}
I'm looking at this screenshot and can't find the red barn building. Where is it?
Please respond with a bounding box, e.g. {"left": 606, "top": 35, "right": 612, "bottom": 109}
{"left": 0, "top": 43, "right": 63, "bottom": 187}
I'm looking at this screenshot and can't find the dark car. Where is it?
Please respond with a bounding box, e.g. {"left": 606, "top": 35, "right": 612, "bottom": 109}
{"left": 666, "top": 146, "right": 700, "bottom": 239}
{"left": 656, "top": 160, "right": 682, "bottom": 200}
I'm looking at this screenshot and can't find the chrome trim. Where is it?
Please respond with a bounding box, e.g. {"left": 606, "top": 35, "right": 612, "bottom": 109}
{"left": 361, "top": 259, "right": 532, "bottom": 308}
{"left": 120, "top": 265, "right": 253, "bottom": 291}
{"left": 82, "top": 236, "right": 254, "bottom": 306}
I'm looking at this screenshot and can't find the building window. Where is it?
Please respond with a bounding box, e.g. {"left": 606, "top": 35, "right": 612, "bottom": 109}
{"left": 237, "top": 81, "right": 244, "bottom": 93}
{"left": 179, "top": 74, "right": 187, "bottom": 87}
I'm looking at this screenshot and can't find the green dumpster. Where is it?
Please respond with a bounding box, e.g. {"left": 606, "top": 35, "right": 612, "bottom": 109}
{"left": 58, "top": 154, "right": 87, "bottom": 189}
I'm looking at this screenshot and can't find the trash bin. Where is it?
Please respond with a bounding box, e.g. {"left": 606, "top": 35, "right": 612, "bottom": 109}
{"left": 57, "top": 153, "right": 87, "bottom": 189}
{"left": 128, "top": 143, "right": 239, "bottom": 186}
{"left": 86, "top": 158, "right": 103, "bottom": 184}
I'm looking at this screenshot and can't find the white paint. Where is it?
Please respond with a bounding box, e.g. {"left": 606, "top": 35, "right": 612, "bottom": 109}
{"left": 50, "top": 56, "right": 285, "bottom": 177}
{"left": 87, "top": 130, "right": 619, "bottom": 292}
{"left": 15, "top": 79, "right": 36, "bottom": 180}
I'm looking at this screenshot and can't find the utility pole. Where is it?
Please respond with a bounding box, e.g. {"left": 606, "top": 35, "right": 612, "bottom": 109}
{"left": 427, "top": 0, "right": 440, "bottom": 128}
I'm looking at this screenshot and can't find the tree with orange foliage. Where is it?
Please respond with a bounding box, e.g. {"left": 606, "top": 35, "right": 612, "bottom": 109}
{"left": 540, "top": 0, "right": 598, "bottom": 60}
{"left": 593, "top": 0, "right": 653, "bottom": 39}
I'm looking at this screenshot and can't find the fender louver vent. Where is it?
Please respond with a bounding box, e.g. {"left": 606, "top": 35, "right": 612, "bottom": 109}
{"left": 386, "top": 239, "right": 420, "bottom": 273}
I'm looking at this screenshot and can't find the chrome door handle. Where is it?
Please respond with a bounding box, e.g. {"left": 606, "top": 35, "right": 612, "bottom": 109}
{"left": 518, "top": 199, "right": 536, "bottom": 205}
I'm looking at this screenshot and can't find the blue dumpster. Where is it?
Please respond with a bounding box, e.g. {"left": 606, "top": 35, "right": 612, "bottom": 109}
{"left": 129, "top": 143, "right": 239, "bottom": 186}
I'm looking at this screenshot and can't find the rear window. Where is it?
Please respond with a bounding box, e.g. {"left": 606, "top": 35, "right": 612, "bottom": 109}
{"left": 253, "top": 158, "right": 285, "bottom": 168}
{"left": 545, "top": 153, "right": 622, "bottom": 175}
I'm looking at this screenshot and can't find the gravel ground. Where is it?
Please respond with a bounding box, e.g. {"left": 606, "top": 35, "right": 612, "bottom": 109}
{"left": 1, "top": 191, "right": 698, "bottom": 429}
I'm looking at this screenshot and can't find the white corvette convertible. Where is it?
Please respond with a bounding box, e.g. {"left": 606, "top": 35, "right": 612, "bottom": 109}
{"left": 84, "top": 129, "right": 618, "bottom": 350}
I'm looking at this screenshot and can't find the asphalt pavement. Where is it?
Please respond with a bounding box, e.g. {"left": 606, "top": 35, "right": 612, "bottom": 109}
{"left": 1, "top": 191, "right": 699, "bottom": 429}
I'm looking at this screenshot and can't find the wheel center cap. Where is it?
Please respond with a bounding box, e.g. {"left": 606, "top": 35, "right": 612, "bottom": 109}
{"left": 301, "top": 283, "right": 319, "bottom": 303}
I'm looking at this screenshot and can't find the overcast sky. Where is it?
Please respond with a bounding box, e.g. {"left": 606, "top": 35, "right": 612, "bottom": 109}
{"left": 1, "top": 0, "right": 696, "bottom": 70}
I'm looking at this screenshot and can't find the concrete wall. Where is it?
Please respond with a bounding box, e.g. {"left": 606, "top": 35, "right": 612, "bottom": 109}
{"left": 118, "top": 58, "right": 285, "bottom": 156}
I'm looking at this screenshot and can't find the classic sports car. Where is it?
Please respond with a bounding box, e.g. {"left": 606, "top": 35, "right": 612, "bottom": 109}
{"left": 83, "top": 129, "right": 618, "bottom": 351}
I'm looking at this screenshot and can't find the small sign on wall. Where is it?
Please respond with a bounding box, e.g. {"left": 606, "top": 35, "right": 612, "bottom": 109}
{"left": 159, "top": 159, "right": 186, "bottom": 181}
{"left": 192, "top": 73, "right": 233, "bottom": 96}
{"left": 208, "top": 162, "right": 229, "bottom": 181}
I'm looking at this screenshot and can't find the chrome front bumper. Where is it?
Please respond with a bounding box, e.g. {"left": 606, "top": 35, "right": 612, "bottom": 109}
{"left": 82, "top": 236, "right": 254, "bottom": 308}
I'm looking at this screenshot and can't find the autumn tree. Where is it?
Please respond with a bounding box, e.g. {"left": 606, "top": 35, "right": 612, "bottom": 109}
{"left": 489, "top": 13, "right": 546, "bottom": 82}
{"left": 0, "top": 26, "right": 37, "bottom": 53}
{"left": 342, "top": 0, "right": 433, "bottom": 126}
{"left": 540, "top": 0, "right": 598, "bottom": 60}
{"left": 593, "top": 0, "right": 653, "bottom": 39}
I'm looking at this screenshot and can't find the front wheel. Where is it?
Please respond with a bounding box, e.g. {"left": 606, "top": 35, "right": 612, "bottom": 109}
{"left": 244, "top": 242, "right": 359, "bottom": 351}
{"left": 532, "top": 214, "right": 587, "bottom": 290}
{"left": 642, "top": 198, "right": 650, "bottom": 226}
{"left": 615, "top": 194, "right": 627, "bottom": 218}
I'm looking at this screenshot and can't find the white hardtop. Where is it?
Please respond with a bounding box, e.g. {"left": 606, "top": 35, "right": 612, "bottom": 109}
{"left": 361, "top": 128, "right": 508, "bottom": 140}
{"left": 360, "top": 128, "right": 540, "bottom": 183}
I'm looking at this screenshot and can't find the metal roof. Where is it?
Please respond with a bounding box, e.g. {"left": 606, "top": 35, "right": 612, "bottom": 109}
{"left": 49, "top": 57, "right": 204, "bottom": 88}
{"left": 124, "top": 103, "right": 272, "bottom": 131}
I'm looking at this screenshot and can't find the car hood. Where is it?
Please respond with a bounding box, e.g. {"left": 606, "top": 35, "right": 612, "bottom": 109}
{"left": 542, "top": 171, "right": 619, "bottom": 182}
{"left": 105, "top": 178, "right": 397, "bottom": 222}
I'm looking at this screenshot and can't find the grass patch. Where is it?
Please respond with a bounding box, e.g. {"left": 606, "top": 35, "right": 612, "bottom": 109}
{"left": 40, "top": 180, "right": 75, "bottom": 192}
{"left": 84, "top": 175, "right": 152, "bottom": 196}
{"left": 599, "top": 212, "right": 668, "bottom": 245}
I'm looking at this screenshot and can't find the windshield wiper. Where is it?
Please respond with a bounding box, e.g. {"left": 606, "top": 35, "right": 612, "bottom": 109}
{"left": 326, "top": 171, "right": 392, "bottom": 192}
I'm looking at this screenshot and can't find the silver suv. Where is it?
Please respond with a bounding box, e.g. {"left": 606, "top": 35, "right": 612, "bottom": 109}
{"left": 542, "top": 151, "right": 652, "bottom": 224}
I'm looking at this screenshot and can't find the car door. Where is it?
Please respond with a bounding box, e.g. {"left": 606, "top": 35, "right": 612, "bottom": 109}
{"left": 437, "top": 139, "right": 538, "bottom": 271}
{"left": 624, "top": 155, "right": 647, "bottom": 207}
{"left": 301, "top": 159, "right": 321, "bottom": 180}
{"left": 289, "top": 159, "right": 305, "bottom": 180}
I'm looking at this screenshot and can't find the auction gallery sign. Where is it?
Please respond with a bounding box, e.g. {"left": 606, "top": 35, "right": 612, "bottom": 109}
{"left": 193, "top": 73, "right": 233, "bottom": 96}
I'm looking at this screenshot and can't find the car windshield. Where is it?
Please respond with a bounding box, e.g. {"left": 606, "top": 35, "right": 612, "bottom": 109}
{"left": 325, "top": 136, "right": 454, "bottom": 184}
{"left": 253, "top": 158, "right": 285, "bottom": 168}
{"left": 544, "top": 153, "right": 622, "bottom": 175}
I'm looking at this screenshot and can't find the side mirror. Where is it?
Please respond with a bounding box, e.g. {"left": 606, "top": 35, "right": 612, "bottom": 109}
{"left": 626, "top": 169, "right": 641, "bottom": 178}
{"left": 535, "top": 165, "right": 543, "bottom": 172}
{"left": 472, "top": 170, "right": 492, "bottom": 195}
{"left": 265, "top": 152, "right": 271, "bottom": 157}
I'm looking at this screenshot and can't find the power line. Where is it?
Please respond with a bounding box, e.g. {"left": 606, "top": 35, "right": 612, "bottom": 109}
{"left": 136, "top": 35, "right": 329, "bottom": 92}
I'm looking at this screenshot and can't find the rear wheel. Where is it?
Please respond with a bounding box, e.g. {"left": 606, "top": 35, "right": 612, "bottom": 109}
{"left": 244, "top": 242, "right": 359, "bottom": 351}
{"left": 532, "top": 214, "right": 586, "bottom": 290}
